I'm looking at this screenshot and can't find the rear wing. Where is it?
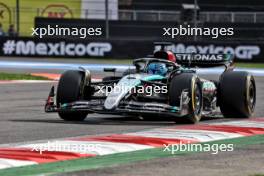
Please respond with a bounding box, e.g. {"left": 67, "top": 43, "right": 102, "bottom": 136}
{"left": 174, "top": 53, "right": 234, "bottom": 68}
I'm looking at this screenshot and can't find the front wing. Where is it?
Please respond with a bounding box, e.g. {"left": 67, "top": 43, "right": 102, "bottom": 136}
{"left": 45, "top": 88, "right": 192, "bottom": 118}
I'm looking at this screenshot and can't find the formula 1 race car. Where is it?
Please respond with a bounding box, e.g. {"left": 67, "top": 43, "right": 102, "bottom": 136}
{"left": 45, "top": 52, "right": 256, "bottom": 124}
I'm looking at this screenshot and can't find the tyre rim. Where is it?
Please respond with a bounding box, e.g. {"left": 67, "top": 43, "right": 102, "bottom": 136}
{"left": 248, "top": 79, "right": 256, "bottom": 111}
{"left": 193, "top": 84, "right": 202, "bottom": 115}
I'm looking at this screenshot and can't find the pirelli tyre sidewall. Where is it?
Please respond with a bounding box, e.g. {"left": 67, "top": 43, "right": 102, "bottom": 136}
{"left": 219, "top": 71, "right": 256, "bottom": 118}
{"left": 56, "top": 70, "right": 88, "bottom": 121}
{"left": 169, "top": 73, "right": 203, "bottom": 123}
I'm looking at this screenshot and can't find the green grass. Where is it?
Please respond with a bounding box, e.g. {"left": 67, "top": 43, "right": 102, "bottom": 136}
{"left": 235, "top": 63, "right": 264, "bottom": 69}
{"left": 0, "top": 73, "right": 49, "bottom": 80}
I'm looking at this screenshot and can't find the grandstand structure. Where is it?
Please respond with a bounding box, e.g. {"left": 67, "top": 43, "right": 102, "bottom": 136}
{"left": 111, "top": 0, "right": 264, "bottom": 41}
{"left": 2, "top": 0, "right": 264, "bottom": 60}
{"left": 119, "top": 0, "right": 264, "bottom": 23}
{"left": 33, "top": 0, "right": 264, "bottom": 41}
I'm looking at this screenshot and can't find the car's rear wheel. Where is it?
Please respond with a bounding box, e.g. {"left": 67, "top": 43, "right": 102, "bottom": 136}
{"left": 219, "top": 71, "right": 256, "bottom": 118}
{"left": 169, "top": 73, "right": 203, "bottom": 123}
{"left": 57, "top": 70, "right": 88, "bottom": 121}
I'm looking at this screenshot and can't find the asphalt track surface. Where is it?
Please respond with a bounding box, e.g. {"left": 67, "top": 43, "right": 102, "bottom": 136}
{"left": 0, "top": 58, "right": 263, "bottom": 175}
{"left": 0, "top": 78, "right": 263, "bottom": 176}
{"left": 0, "top": 76, "right": 263, "bottom": 144}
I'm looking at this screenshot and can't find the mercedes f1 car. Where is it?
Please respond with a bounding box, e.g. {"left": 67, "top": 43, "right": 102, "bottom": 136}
{"left": 45, "top": 50, "right": 256, "bottom": 123}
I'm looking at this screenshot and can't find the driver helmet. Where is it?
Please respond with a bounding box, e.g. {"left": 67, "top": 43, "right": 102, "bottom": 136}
{"left": 147, "top": 63, "right": 168, "bottom": 76}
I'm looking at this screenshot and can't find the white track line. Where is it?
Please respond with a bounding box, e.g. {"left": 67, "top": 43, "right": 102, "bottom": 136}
{"left": 128, "top": 129, "right": 243, "bottom": 142}
{"left": 0, "top": 159, "right": 37, "bottom": 169}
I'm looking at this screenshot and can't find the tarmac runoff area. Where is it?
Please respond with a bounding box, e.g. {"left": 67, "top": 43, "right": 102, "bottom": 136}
{"left": 0, "top": 59, "right": 263, "bottom": 175}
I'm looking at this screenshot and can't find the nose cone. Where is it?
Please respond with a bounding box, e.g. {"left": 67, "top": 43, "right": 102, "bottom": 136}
{"left": 104, "top": 96, "right": 118, "bottom": 110}
{"left": 104, "top": 75, "right": 141, "bottom": 110}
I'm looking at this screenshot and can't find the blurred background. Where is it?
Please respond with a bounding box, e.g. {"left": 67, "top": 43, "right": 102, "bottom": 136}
{"left": 0, "top": 0, "right": 264, "bottom": 62}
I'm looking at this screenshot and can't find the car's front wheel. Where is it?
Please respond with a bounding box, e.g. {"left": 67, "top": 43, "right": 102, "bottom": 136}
{"left": 169, "top": 73, "right": 203, "bottom": 123}
{"left": 56, "top": 70, "right": 88, "bottom": 121}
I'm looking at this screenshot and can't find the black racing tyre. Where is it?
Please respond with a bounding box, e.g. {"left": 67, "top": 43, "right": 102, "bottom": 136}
{"left": 169, "top": 73, "right": 203, "bottom": 123}
{"left": 57, "top": 70, "right": 88, "bottom": 121}
{"left": 219, "top": 71, "right": 256, "bottom": 118}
